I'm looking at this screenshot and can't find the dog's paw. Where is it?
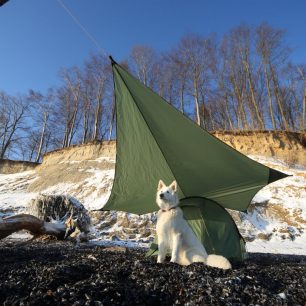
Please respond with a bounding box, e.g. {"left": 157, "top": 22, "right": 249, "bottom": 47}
{"left": 170, "top": 258, "right": 179, "bottom": 264}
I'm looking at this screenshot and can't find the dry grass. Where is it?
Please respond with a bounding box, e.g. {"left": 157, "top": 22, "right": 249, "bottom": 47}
{"left": 284, "top": 151, "right": 299, "bottom": 168}
{"left": 257, "top": 232, "right": 272, "bottom": 240}
{"left": 268, "top": 204, "right": 306, "bottom": 228}
{"left": 295, "top": 172, "right": 306, "bottom": 179}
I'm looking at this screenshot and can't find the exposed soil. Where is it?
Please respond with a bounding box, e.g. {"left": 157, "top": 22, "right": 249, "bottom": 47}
{"left": 212, "top": 131, "right": 306, "bottom": 167}
{"left": 0, "top": 241, "right": 306, "bottom": 306}
{"left": 28, "top": 141, "right": 115, "bottom": 193}
{"left": 0, "top": 159, "right": 39, "bottom": 174}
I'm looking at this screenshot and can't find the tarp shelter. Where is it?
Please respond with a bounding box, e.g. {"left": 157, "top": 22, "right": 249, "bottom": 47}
{"left": 103, "top": 57, "right": 288, "bottom": 262}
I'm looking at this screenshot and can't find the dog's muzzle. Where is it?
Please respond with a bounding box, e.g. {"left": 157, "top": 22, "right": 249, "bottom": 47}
{"left": 159, "top": 193, "right": 164, "bottom": 199}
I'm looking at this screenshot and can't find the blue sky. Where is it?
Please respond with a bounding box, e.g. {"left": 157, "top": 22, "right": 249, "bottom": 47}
{"left": 1, "top": 0, "right": 306, "bottom": 96}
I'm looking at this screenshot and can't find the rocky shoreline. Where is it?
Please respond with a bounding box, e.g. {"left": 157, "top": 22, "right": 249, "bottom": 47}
{"left": 1, "top": 241, "right": 306, "bottom": 305}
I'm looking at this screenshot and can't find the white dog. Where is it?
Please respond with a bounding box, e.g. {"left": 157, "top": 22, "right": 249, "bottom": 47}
{"left": 156, "top": 180, "right": 232, "bottom": 269}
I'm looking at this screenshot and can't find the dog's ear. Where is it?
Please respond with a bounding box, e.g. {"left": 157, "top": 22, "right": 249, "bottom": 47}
{"left": 170, "top": 180, "right": 177, "bottom": 192}
{"left": 158, "top": 179, "right": 165, "bottom": 190}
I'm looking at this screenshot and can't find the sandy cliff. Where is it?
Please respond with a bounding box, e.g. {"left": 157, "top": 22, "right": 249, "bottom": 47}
{"left": 1, "top": 131, "right": 305, "bottom": 250}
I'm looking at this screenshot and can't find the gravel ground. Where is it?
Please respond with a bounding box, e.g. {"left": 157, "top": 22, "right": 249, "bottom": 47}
{"left": 0, "top": 241, "right": 306, "bottom": 306}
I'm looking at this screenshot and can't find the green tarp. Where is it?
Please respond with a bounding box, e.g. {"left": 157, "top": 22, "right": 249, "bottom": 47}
{"left": 102, "top": 58, "right": 288, "bottom": 262}
{"left": 103, "top": 59, "right": 287, "bottom": 215}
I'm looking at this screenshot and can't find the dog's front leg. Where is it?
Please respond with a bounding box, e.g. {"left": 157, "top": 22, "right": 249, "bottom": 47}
{"left": 157, "top": 240, "right": 167, "bottom": 263}
{"left": 170, "top": 233, "right": 182, "bottom": 263}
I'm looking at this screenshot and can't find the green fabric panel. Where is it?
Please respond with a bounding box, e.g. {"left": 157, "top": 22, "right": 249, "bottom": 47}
{"left": 110, "top": 64, "right": 274, "bottom": 212}
{"left": 147, "top": 197, "right": 245, "bottom": 262}
{"left": 180, "top": 206, "right": 207, "bottom": 243}
{"left": 181, "top": 198, "right": 244, "bottom": 262}
{"left": 203, "top": 185, "right": 267, "bottom": 212}
{"left": 103, "top": 65, "right": 179, "bottom": 214}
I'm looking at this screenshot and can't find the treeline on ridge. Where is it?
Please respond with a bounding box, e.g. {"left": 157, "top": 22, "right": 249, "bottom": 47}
{"left": 0, "top": 23, "right": 305, "bottom": 162}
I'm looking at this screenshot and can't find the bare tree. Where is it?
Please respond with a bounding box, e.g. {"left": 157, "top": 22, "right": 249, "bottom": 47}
{"left": 79, "top": 75, "right": 93, "bottom": 144}
{"left": 219, "top": 34, "right": 249, "bottom": 130}
{"left": 153, "top": 55, "right": 178, "bottom": 106}
{"left": 167, "top": 48, "right": 190, "bottom": 113}
{"left": 256, "top": 23, "right": 292, "bottom": 130}
{"left": 297, "top": 64, "right": 306, "bottom": 131}
{"left": 130, "top": 45, "right": 157, "bottom": 87}
{"left": 0, "top": 92, "right": 29, "bottom": 159}
{"left": 83, "top": 54, "right": 111, "bottom": 141}
{"left": 231, "top": 25, "right": 265, "bottom": 130}
{"left": 270, "top": 63, "right": 290, "bottom": 130}
{"left": 58, "top": 67, "right": 82, "bottom": 148}
{"left": 177, "top": 34, "right": 216, "bottom": 127}
{"left": 27, "top": 89, "right": 55, "bottom": 162}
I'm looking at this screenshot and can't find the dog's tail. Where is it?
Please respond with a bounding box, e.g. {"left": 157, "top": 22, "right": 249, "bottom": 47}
{"left": 206, "top": 254, "right": 232, "bottom": 270}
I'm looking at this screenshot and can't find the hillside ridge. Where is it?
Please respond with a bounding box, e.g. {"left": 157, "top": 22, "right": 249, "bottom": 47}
{"left": 0, "top": 131, "right": 305, "bottom": 254}
{"left": 42, "top": 130, "right": 305, "bottom": 167}
{"left": 1, "top": 131, "right": 304, "bottom": 175}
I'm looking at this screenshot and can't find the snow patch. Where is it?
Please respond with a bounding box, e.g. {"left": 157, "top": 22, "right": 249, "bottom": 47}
{"left": 1, "top": 154, "right": 306, "bottom": 255}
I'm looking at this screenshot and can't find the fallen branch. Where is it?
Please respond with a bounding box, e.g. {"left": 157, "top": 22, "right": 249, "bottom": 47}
{"left": 0, "top": 214, "right": 67, "bottom": 240}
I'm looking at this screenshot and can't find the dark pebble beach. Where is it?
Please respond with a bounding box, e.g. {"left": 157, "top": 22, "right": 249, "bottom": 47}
{"left": 0, "top": 241, "right": 306, "bottom": 306}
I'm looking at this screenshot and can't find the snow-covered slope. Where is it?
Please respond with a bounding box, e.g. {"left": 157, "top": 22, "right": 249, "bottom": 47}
{"left": 0, "top": 170, "right": 37, "bottom": 216}
{"left": 236, "top": 156, "right": 306, "bottom": 254}
{"left": 0, "top": 144, "right": 305, "bottom": 255}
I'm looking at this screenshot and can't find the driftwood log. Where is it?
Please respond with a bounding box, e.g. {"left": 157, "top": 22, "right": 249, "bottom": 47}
{"left": 0, "top": 195, "right": 91, "bottom": 242}
{"left": 0, "top": 214, "right": 67, "bottom": 240}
